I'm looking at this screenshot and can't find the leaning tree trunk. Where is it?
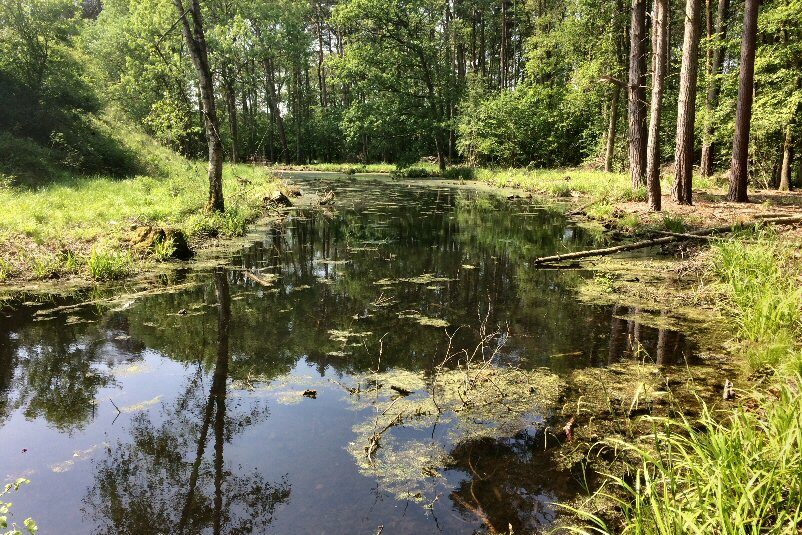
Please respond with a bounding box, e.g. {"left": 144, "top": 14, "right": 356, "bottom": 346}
{"left": 728, "top": 0, "right": 759, "bottom": 202}
{"left": 174, "top": 0, "right": 224, "bottom": 212}
{"left": 646, "top": 0, "right": 669, "bottom": 211}
{"left": 700, "top": 0, "right": 730, "bottom": 177}
{"left": 628, "top": 0, "right": 648, "bottom": 188}
{"left": 779, "top": 125, "right": 793, "bottom": 191}
{"left": 672, "top": 0, "right": 703, "bottom": 206}
{"left": 605, "top": 84, "right": 621, "bottom": 172}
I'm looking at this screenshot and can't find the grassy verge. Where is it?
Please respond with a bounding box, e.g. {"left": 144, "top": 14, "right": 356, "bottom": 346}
{"left": 566, "top": 235, "right": 802, "bottom": 534}
{"left": 0, "top": 123, "right": 279, "bottom": 283}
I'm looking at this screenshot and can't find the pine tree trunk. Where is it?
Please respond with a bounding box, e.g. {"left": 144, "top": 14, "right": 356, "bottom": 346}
{"left": 672, "top": 0, "right": 703, "bottom": 206}
{"left": 727, "top": 0, "right": 759, "bottom": 202}
{"left": 605, "top": 84, "right": 621, "bottom": 172}
{"left": 628, "top": 0, "right": 648, "bottom": 188}
{"left": 174, "top": 0, "right": 224, "bottom": 212}
{"left": 700, "top": 0, "right": 729, "bottom": 177}
{"left": 646, "top": 0, "right": 669, "bottom": 211}
{"left": 779, "top": 125, "right": 793, "bottom": 191}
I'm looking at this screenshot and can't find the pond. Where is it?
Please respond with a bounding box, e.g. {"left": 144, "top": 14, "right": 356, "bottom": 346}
{"left": 0, "top": 174, "right": 699, "bottom": 534}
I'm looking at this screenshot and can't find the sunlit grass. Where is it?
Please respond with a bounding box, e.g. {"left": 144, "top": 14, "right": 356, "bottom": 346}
{"left": 712, "top": 234, "right": 802, "bottom": 371}
{"left": 565, "top": 376, "right": 802, "bottom": 534}
{"left": 0, "top": 122, "right": 278, "bottom": 281}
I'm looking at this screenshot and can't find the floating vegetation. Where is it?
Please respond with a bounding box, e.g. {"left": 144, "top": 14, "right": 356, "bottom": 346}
{"left": 373, "top": 273, "right": 454, "bottom": 286}
{"left": 328, "top": 329, "right": 373, "bottom": 343}
{"left": 398, "top": 311, "right": 449, "bottom": 328}
{"left": 120, "top": 395, "right": 162, "bottom": 413}
{"left": 345, "top": 366, "right": 562, "bottom": 503}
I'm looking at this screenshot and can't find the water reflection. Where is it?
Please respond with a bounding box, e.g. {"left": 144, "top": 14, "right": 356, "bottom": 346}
{"left": 0, "top": 176, "right": 699, "bottom": 533}
{"left": 83, "top": 271, "right": 290, "bottom": 534}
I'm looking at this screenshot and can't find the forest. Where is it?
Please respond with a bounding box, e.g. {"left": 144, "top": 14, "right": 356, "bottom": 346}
{"left": 1, "top": 0, "right": 802, "bottom": 534}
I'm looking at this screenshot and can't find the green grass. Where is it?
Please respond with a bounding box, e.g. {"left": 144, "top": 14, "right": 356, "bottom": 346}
{"left": 566, "top": 232, "right": 802, "bottom": 534}
{"left": 473, "top": 167, "right": 632, "bottom": 201}
{"left": 566, "top": 376, "right": 802, "bottom": 534}
{"left": 0, "top": 120, "right": 278, "bottom": 282}
{"left": 87, "top": 248, "right": 135, "bottom": 281}
{"left": 267, "top": 162, "right": 401, "bottom": 174}
{"left": 712, "top": 235, "right": 802, "bottom": 371}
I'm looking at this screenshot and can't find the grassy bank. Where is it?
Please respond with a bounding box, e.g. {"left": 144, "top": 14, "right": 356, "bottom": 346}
{"left": 0, "top": 125, "right": 279, "bottom": 283}
{"left": 566, "top": 235, "right": 802, "bottom": 534}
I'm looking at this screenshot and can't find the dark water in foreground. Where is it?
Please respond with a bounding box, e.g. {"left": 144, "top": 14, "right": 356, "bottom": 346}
{"left": 0, "top": 175, "right": 697, "bottom": 534}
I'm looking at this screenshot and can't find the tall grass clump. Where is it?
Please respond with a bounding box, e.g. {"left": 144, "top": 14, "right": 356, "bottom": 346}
{"left": 87, "top": 248, "right": 134, "bottom": 281}
{"left": 567, "top": 378, "right": 802, "bottom": 534}
{"left": 712, "top": 236, "right": 802, "bottom": 370}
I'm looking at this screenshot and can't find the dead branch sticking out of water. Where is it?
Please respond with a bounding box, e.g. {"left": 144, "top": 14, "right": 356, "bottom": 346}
{"left": 533, "top": 216, "right": 802, "bottom": 266}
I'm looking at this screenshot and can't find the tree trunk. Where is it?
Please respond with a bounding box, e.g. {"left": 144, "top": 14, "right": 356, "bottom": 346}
{"left": 646, "top": 0, "right": 669, "bottom": 211}
{"left": 223, "top": 72, "right": 239, "bottom": 164}
{"left": 727, "top": 0, "right": 759, "bottom": 202}
{"left": 605, "top": 84, "right": 621, "bottom": 173}
{"left": 174, "top": 0, "right": 224, "bottom": 212}
{"left": 628, "top": 0, "right": 648, "bottom": 188}
{"left": 672, "top": 0, "right": 703, "bottom": 206}
{"left": 779, "top": 125, "right": 793, "bottom": 191}
{"left": 263, "top": 58, "right": 290, "bottom": 164}
{"left": 700, "top": 0, "right": 729, "bottom": 177}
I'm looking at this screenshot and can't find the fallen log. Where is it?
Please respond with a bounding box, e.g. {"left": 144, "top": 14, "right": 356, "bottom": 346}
{"left": 533, "top": 215, "right": 802, "bottom": 265}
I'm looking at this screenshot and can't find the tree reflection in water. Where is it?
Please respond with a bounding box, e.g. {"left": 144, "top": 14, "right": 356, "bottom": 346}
{"left": 83, "top": 271, "right": 290, "bottom": 534}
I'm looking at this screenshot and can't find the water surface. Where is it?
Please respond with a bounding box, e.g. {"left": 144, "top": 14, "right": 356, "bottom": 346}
{"left": 0, "top": 175, "right": 696, "bottom": 534}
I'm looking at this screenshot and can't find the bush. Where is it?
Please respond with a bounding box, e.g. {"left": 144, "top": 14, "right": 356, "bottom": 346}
{"left": 442, "top": 166, "right": 476, "bottom": 180}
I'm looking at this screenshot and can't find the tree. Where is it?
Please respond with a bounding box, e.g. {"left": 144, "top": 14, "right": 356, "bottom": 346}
{"left": 173, "top": 0, "right": 224, "bottom": 212}
{"left": 646, "top": 0, "right": 670, "bottom": 211}
{"left": 627, "top": 0, "right": 648, "bottom": 188}
{"left": 727, "top": 0, "right": 759, "bottom": 202}
{"left": 779, "top": 124, "right": 793, "bottom": 191}
{"left": 672, "top": 0, "right": 704, "bottom": 205}
{"left": 700, "top": 0, "right": 730, "bottom": 177}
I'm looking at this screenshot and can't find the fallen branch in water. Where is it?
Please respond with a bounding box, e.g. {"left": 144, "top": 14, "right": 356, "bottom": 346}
{"left": 533, "top": 216, "right": 802, "bottom": 265}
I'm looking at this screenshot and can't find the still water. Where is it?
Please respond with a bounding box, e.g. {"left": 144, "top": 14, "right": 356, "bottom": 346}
{"left": 0, "top": 175, "right": 696, "bottom": 534}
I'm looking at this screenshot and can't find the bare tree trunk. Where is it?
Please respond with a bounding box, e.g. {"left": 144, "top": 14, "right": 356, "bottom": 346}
{"left": 700, "top": 0, "right": 729, "bottom": 177}
{"left": 174, "top": 0, "right": 224, "bottom": 212}
{"left": 222, "top": 72, "right": 239, "bottom": 164}
{"left": 605, "top": 84, "right": 621, "bottom": 172}
{"left": 646, "top": 0, "right": 669, "bottom": 211}
{"left": 779, "top": 125, "right": 793, "bottom": 191}
{"left": 672, "top": 0, "right": 703, "bottom": 206}
{"left": 263, "top": 57, "right": 290, "bottom": 164}
{"left": 728, "top": 0, "right": 759, "bottom": 202}
{"left": 628, "top": 0, "right": 648, "bottom": 188}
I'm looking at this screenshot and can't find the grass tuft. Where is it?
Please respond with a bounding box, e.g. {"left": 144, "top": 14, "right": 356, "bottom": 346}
{"left": 87, "top": 248, "right": 134, "bottom": 281}
{"left": 712, "top": 236, "right": 801, "bottom": 371}
{"left": 566, "top": 378, "right": 802, "bottom": 534}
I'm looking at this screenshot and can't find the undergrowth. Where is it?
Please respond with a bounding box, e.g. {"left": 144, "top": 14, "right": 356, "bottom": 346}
{"left": 563, "top": 231, "right": 802, "bottom": 534}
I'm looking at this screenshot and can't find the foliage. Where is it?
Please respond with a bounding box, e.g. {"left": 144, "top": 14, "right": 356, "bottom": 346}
{"left": 0, "top": 478, "right": 37, "bottom": 535}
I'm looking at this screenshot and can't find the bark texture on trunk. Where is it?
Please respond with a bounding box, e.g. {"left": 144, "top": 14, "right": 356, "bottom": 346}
{"left": 646, "top": 0, "right": 669, "bottom": 211}
{"left": 700, "top": 0, "right": 730, "bottom": 177}
{"left": 728, "top": 0, "right": 759, "bottom": 202}
{"left": 174, "top": 0, "right": 224, "bottom": 212}
{"left": 672, "top": 0, "right": 703, "bottom": 206}
{"left": 628, "top": 0, "right": 648, "bottom": 188}
{"left": 779, "top": 125, "right": 793, "bottom": 191}
{"left": 605, "top": 84, "right": 621, "bottom": 173}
